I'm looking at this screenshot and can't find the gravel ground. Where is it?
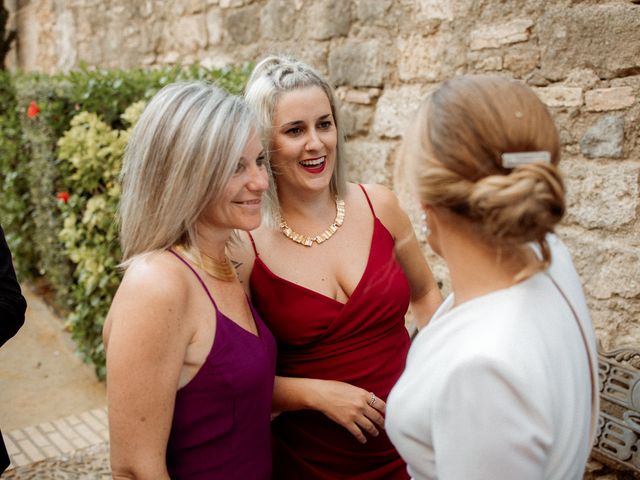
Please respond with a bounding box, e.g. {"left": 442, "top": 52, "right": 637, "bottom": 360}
{"left": 2, "top": 444, "right": 110, "bottom": 479}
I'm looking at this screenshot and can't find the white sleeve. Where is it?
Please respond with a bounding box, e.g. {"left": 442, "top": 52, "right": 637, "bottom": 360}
{"left": 432, "top": 358, "right": 552, "bottom": 480}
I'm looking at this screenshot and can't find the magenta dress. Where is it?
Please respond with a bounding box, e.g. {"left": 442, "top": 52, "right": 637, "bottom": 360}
{"left": 166, "top": 250, "right": 277, "bottom": 479}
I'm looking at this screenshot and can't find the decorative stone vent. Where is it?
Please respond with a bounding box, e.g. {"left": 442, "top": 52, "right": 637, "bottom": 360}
{"left": 592, "top": 346, "right": 640, "bottom": 477}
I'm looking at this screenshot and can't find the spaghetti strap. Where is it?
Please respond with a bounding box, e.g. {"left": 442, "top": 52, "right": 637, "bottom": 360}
{"left": 247, "top": 231, "right": 259, "bottom": 257}
{"left": 168, "top": 249, "right": 219, "bottom": 311}
{"left": 358, "top": 184, "right": 376, "bottom": 216}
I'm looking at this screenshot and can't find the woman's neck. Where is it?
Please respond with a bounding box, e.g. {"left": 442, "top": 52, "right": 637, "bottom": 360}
{"left": 194, "top": 225, "right": 231, "bottom": 260}
{"left": 442, "top": 233, "right": 534, "bottom": 307}
{"left": 277, "top": 186, "right": 336, "bottom": 221}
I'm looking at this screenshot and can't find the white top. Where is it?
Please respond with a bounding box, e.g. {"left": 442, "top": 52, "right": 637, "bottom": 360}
{"left": 386, "top": 235, "right": 598, "bottom": 480}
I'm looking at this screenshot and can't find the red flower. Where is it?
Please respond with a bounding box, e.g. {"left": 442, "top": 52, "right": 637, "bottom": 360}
{"left": 56, "top": 191, "right": 70, "bottom": 204}
{"left": 27, "top": 101, "right": 40, "bottom": 118}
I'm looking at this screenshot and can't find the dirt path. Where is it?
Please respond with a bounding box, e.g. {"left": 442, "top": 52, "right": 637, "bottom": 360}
{"left": 0, "top": 284, "right": 106, "bottom": 431}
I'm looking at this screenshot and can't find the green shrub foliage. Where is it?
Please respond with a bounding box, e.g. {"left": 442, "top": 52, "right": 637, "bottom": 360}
{"left": 0, "top": 64, "right": 250, "bottom": 378}
{"left": 57, "top": 105, "right": 142, "bottom": 378}
{"left": 0, "top": 71, "right": 33, "bottom": 278}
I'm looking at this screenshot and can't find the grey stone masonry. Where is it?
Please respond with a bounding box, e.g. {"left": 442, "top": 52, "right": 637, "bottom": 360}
{"left": 579, "top": 116, "right": 625, "bottom": 159}
{"left": 2, "top": 407, "right": 109, "bottom": 471}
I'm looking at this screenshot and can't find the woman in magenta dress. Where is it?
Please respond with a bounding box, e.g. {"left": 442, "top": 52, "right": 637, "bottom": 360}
{"left": 231, "top": 55, "right": 443, "bottom": 479}
{"left": 104, "top": 82, "right": 276, "bottom": 479}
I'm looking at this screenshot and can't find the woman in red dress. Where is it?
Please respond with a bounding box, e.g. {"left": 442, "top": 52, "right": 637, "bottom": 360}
{"left": 232, "top": 55, "right": 443, "bottom": 479}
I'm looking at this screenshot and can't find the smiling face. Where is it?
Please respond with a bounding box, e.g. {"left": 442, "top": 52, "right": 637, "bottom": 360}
{"left": 270, "top": 86, "right": 338, "bottom": 195}
{"left": 199, "top": 132, "right": 268, "bottom": 233}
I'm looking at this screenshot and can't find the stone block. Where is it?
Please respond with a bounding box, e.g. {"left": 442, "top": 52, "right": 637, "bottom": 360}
{"left": 158, "top": 51, "right": 181, "bottom": 64}
{"left": 220, "top": 0, "right": 250, "bottom": 7}
{"left": 336, "top": 87, "right": 380, "bottom": 105}
{"left": 373, "top": 85, "right": 428, "bottom": 139}
{"left": 53, "top": 10, "right": 77, "bottom": 72}
{"left": 585, "top": 87, "right": 635, "bottom": 112}
{"left": 539, "top": 4, "right": 640, "bottom": 80}
{"left": 285, "top": 42, "right": 330, "bottom": 77}
{"left": 200, "top": 52, "right": 235, "bottom": 69}
{"left": 533, "top": 86, "right": 583, "bottom": 108}
{"left": 176, "top": 0, "right": 206, "bottom": 14}
{"left": 526, "top": 70, "right": 550, "bottom": 87}
{"left": 225, "top": 5, "right": 260, "bottom": 44}
{"left": 611, "top": 75, "right": 640, "bottom": 90}
{"left": 474, "top": 55, "right": 503, "bottom": 72}
{"left": 563, "top": 160, "right": 638, "bottom": 229}
{"left": 579, "top": 116, "right": 625, "bottom": 159}
{"left": 503, "top": 46, "right": 540, "bottom": 76}
{"left": 206, "top": 9, "right": 224, "bottom": 45}
{"left": 470, "top": 18, "right": 534, "bottom": 51}
{"left": 339, "top": 103, "right": 374, "bottom": 138}
{"left": 306, "top": 0, "right": 352, "bottom": 40}
{"left": 355, "top": 0, "right": 392, "bottom": 23}
{"left": 329, "top": 40, "right": 387, "bottom": 87}
{"left": 564, "top": 68, "right": 600, "bottom": 89}
{"left": 174, "top": 14, "right": 207, "bottom": 52}
{"left": 560, "top": 229, "right": 640, "bottom": 301}
{"left": 413, "top": 0, "right": 472, "bottom": 21}
{"left": 260, "top": 0, "right": 299, "bottom": 41}
{"left": 398, "top": 32, "right": 464, "bottom": 82}
{"left": 344, "top": 140, "right": 394, "bottom": 185}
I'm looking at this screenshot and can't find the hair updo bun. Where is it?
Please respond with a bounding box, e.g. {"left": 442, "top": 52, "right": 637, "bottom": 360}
{"left": 407, "top": 74, "right": 566, "bottom": 272}
{"left": 468, "top": 162, "right": 565, "bottom": 245}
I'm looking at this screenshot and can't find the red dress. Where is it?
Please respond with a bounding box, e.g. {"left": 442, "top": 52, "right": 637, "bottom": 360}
{"left": 248, "top": 185, "right": 411, "bottom": 479}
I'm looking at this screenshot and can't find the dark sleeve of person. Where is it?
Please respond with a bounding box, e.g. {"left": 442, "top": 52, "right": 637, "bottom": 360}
{"left": 0, "top": 225, "right": 27, "bottom": 347}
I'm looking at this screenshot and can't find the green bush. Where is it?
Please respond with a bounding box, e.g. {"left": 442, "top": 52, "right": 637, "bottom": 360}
{"left": 0, "top": 64, "right": 251, "bottom": 378}
{"left": 14, "top": 74, "right": 75, "bottom": 308}
{"left": 57, "top": 104, "right": 142, "bottom": 378}
{"left": 0, "top": 71, "right": 33, "bottom": 278}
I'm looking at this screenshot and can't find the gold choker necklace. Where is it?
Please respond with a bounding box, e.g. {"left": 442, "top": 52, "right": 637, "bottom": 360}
{"left": 175, "top": 245, "right": 236, "bottom": 282}
{"left": 279, "top": 197, "right": 345, "bottom": 247}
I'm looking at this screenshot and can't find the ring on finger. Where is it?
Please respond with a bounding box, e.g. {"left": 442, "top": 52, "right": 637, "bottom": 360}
{"left": 368, "top": 392, "right": 377, "bottom": 407}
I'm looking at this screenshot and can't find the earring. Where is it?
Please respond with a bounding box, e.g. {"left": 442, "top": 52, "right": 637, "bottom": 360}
{"left": 420, "top": 211, "right": 430, "bottom": 237}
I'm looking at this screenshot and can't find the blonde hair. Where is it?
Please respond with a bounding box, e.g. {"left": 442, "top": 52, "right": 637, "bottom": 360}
{"left": 406, "top": 74, "right": 565, "bottom": 275}
{"left": 244, "top": 54, "right": 347, "bottom": 226}
{"left": 119, "top": 81, "right": 255, "bottom": 265}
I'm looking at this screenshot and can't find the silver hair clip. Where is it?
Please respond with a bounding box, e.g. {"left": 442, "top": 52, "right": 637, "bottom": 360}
{"left": 501, "top": 151, "right": 551, "bottom": 169}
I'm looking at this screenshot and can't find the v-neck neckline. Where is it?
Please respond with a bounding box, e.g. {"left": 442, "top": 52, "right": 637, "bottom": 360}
{"left": 254, "top": 218, "right": 381, "bottom": 308}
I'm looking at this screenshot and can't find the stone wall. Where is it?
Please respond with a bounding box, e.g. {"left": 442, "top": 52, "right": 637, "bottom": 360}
{"left": 6, "top": 0, "right": 640, "bottom": 350}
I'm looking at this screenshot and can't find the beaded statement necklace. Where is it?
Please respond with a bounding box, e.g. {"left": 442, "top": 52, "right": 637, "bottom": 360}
{"left": 279, "top": 197, "right": 345, "bottom": 247}
{"left": 174, "top": 244, "right": 236, "bottom": 282}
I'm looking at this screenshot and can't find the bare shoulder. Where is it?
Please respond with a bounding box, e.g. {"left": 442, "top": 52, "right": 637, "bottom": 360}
{"left": 105, "top": 251, "right": 193, "bottom": 342}
{"left": 357, "top": 183, "right": 408, "bottom": 237}
{"left": 118, "top": 251, "right": 190, "bottom": 303}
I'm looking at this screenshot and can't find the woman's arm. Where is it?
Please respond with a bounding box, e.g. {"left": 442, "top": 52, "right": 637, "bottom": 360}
{"left": 105, "top": 259, "right": 193, "bottom": 479}
{"left": 364, "top": 184, "right": 443, "bottom": 329}
{"left": 273, "top": 376, "right": 386, "bottom": 444}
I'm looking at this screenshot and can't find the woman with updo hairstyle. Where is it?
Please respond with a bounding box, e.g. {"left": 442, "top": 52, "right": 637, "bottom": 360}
{"left": 386, "top": 74, "right": 599, "bottom": 479}
{"left": 233, "top": 54, "right": 443, "bottom": 479}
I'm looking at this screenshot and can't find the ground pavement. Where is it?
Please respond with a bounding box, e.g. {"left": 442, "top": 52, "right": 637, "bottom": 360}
{"left": 0, "top": 285, "right": 110, "bottom": 478}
